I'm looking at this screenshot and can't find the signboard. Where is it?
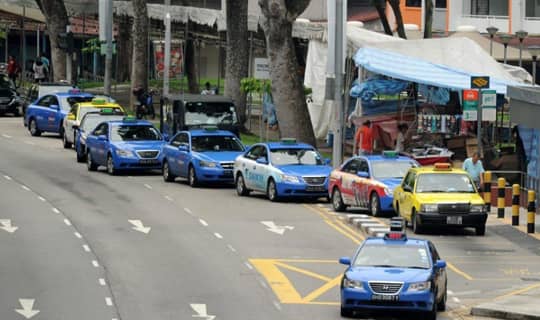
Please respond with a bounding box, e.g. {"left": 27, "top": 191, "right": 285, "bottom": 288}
{"left": 153, "top": 40, "right": 184, "bottom": 79}
{"left": 463, "top": 89, "right": 479, "bottom": 121}
{"left": 471, "top": 76, "right": 490, "bottom": 89}
{"left": 481, "top": 89, "right": 497, "bottom": 121}
{"left": 254, "top": 58, "right": 270, "bottom": 80}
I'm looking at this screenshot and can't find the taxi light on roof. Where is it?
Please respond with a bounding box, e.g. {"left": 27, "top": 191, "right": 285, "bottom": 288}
{"left": 386, "top": 232, "right": 406, "bottom": 240}
{"left": 281, "top": 138, "right": 297, "bottom": 144}
{"left": 382, "top": 150, "right": 398, "bottom": 158}
{"left": 434, "top": 163, "right": 452, "bottom": 170}
{"left": 68, "top": 89, "right": 80, "bottom": 94}
{"left": 100, "top": 108, "right": 114, "bottom": 114}
{"left": 91, "top": 98, "right": 107, "bottom": 105}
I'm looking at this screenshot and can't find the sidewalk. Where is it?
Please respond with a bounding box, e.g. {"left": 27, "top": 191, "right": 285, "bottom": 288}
{"left": 471, "top": 284, "right": 540, "bottom": 320}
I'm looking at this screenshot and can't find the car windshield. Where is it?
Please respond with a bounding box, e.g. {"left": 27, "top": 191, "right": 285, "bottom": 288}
{"left": 81, "top": 115, "right": 124, "bottom": 132}
{"left": 353, "top": 243, "right": 430, "bottom": 269}
{"left": 191, "top": 135, "right": 244, "bottom": 152}
{"left": 184, "top": 102, "right": 238, "bottom": 126}
{"left": 270, "top": 148, "right": 323, "bottom": 166}
{"left": 110, "top": 125, "right": 162, "bottom": 141}
{"left": 60, "top": 96, "right": 93, "bottom": 111}
{"left": 416, "top": 173, "right": 476, "bottom": 193}
{"left": 371, "top": 161, "right": 417, "bottom": 179}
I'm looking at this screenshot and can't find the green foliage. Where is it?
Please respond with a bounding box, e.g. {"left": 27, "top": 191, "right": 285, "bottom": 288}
{"left": 240, "top": 78, "right": 272, "bottom": 95}
{"left": 82, "top": 38, "right": 100, "bottom": 53}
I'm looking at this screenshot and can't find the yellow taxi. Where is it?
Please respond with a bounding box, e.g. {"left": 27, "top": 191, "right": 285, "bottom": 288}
{"left": 393, "top": 163, "right": 487, "bottom": 236}
{"left": 62, "top": 97, "right": 125, "bottom": 148}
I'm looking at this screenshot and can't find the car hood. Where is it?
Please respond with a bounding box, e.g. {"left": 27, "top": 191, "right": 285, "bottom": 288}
{"left": 193, "top": 151, "right": 244, "bottom": 163}
{"left": 377, "top": 178, "right": 403, "bottom": 193}
{"left": 275, "top": 165, "right": 332, "bottom": 177}
{"left": 112, "top": 141, "right": 165, "bottom": 151}
{"left": 346, "top": 266, "right": 431, "bottom": 283}
{"left": 414, "top": 193, "right": 484, "bottom": 205}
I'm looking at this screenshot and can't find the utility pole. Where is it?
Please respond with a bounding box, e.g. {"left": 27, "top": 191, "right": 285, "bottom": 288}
{"left": 100, "top": 0, "right": 113, "bottom": 95}
{"left": 66, "top": 25, "right": 72, "bottom": 83}
{"left": 163, "top": 0, "right": 171, "bottom": 96}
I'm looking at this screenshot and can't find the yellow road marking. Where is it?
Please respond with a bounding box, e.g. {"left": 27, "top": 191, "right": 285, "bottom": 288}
{"left": 447, "top": 262, "right": 474, "bottom": 280}
{"left": 274, "top": 261, "right": 332, "bottom": 282}
{"left": 303, "top": 205, "right": 363, "bottom": 244}
{"left": 302, "top": 275, "right": 342, "bottom": 303}
{"left": 299, "top": 301, "right": 340, "bottom": 306}
{"left": 272, "top": 258, "right": 337, "bottom": 263}
{"left": 494, "top": 282, "right": 540, "bottom": 300}
{"left": 249, "top": 259, "right": 303, "bottom": 303}
{"left": 334, "top": 218, "right": 365, "bottom": 241}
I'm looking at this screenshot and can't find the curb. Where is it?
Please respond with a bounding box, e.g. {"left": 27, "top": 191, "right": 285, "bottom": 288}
{"left": 471, "top": 305, "right": 540, "bottom": 320}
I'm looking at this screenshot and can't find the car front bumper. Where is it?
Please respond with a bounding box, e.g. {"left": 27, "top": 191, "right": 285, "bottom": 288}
{"left": 115, "top": 157, "right": 162, "bottom": 170}
{"left": 276, "top": 182, "right": 328, "bottom": 197}
{"left": 417, "top": 212, "right": 488, "bottom": 227}
{"left": 196, "top": 167, "right": 234, "bottom": 183}
{"left": 341, "top": 288, "right": 434, "bottom": 312}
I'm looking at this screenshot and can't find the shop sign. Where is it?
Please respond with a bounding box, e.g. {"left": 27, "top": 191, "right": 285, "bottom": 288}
{"left": 481, "top": 89, "right": 497, "bottom": 121}
{"left": 463, "top": 89, "right": 479, "bottom": 121}
{"left": 471, "top": 76, "right": 490, "bottom": 89}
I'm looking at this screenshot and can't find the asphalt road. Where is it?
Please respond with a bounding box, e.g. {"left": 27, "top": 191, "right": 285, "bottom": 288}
{"left": 1, "top": 116, "right": 539, "bottom": 320}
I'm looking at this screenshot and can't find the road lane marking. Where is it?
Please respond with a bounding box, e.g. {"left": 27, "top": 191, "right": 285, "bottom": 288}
{"left": 63, "top": 219, "right": 72, "bottom": 226}
{"left": 495, "top": 282, "right": 540, "bottom": 300}
{"left": 302, "top": 275, "right": 342, "bottom": 303}
{"left": 244, "top": 261, "right": 254, "bottom": 270}
{"left": 128, "top": 219, "right": 151, "bottom": 234}
{"left": 274, "top": 261, "right": 332, "bottom": 282}
{"left": 4, "top": 175, "right": 12, "bottom": 180}
{"left": 38, "top": 196, "right": 46, "bottom": 202}
{"left": 259, "top": 280, "right": 268, "bottom": 288}
{"left": 249, "top": 259, "right": 303, "bottom": 303}
{"left": 105, "top": 297, "right": 113, "bottom": 306}
{"left": 2, "top": 134, "right": 12, "bottom": 138}
{"left": 261, "top": 221, "right": 294, "bottom": 235}
{"left": 184, "top": 207, "right": 193, "bottom": 215}
{"left": 199, "top": 219, "right": 208, "bottom": 227}
{"left": 14, "top": 299, "right": 40, "bottom": 319}
{"left": 21, "top": 185, "right": 31, "bottom": 191}
{"left": 190, "top": 304, "right": 216, "bottom": 319}
{"left": 214, "top": 232, "right": 223, "bottom": 239}
{"left": 164, "top": 195, "right": 174, "bottom": 201}
{"left": 447, "top": 262, "right": 474, "bottom": 281}
{"left": 92, "top": 260, "right": 100, "bottom": 267}
{"left": 83, "top": 245, "right": 91, "bottom": 252}
{"left": 74, "top": 232, "right": 82, "bottom": 239}
{"left": 273, "top": 301, "right": 282, "bottom": 311}
{"left": 0, "top": 219, "right": 18, "bottom": 233}
{"left": 52, "top": 207, "right": 60, "bottom": 214}
{"left": 143, "top": 184, "right": 152, "bottom": 190}
{"left": 227, "top": 244, "right": 236, "bottom": 252}
{"left": 99, "top": 278, "right": 107, "bottom": 286}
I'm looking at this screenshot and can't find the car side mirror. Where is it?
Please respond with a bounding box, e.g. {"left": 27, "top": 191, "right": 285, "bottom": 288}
{"left": 256, "top": 157, "right": 268, "bottom": 165}
{"left": 178, "top": 145, "right": 189, "bottom": 152}
{"left": 50, "top": 104, "right": 59, "bottom": 110}
{"left": 162, "top": 133, "right": 170, "bottom": 141}
{"left": 67, "top": 113, "right": 75, "bottom": 121}
{"left": 435, "top": 260, "right": 446, "bottom": 269}
{"left": 356, "top": 171, "right": 369, "bottom": 178}
{"left": 339, "top": 257, "right": 351, "bottom": 266}
{"left": 98, "top": 135, "right": 108, "bottom": 141}
{"left": 403, "top": 185, "right": 412, "bottom": 193}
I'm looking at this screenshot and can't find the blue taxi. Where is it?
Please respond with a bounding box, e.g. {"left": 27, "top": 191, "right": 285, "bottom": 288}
{"left": 339, "top": 218, "right": 447, "bottom": 319}
{"left": 86, "top": 117, "right": 165, "bottom": 175}
{"left": 161, "top": 127, "right": 245, "bottom": 186}
{"left": 24, "top": 90, "right": 93, "bottom": 136}
{"left": 234, "top": 138, "right": 332, "bottom": 201}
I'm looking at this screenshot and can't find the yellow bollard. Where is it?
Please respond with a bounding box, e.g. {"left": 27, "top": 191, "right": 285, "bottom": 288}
{"left": 512, "top": 184, "right": 520, "bottom": 226}
{"left": 497, "top": 178, "right": 506, "bottom": 219}
{"left": 528, "top": 190, "right": 536, "bottom": 234}
{"left": 483, "top": 171, "right": 492, "bottom": 212}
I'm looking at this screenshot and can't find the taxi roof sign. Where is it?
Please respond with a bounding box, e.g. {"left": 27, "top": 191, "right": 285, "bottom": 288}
{"left": 281, "top": 138, "right": 297, "bottom": 144}
{"left": 123, "top": 116, "right": 137, "bottom": 122}
{"left": 433, "top": 163, "right": 452, "bottom": 170}
{"left": 91, "top": 98, "right": 107, "bottom": 105}
{"left": 203, "top": 125, "right": 218, "bottom": 131}
{"left": 382, "top": 150, "right": 398, "bottom": 158}
{"left": 100, "top": 108, "right": 114, "bottom": 114}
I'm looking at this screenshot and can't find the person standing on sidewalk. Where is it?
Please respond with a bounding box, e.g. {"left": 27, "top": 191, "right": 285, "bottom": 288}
{"left": 354, "top": 120, "right": 373, "bottom": 156}
{"left": 463, "top": 151, "right": 485, "bottom": 189}
{"left": 33, "top": 58, "right": 46, "bottom": 83}
{"left": 6, "top": 56, "right": 20, "bottom": 87}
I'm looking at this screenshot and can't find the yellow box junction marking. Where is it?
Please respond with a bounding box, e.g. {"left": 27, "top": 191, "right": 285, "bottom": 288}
{"left": 249, "top": 258, "right": 341, "bottom": 305}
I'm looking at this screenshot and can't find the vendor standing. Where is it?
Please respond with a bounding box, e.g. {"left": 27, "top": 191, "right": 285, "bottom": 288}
{"left": 463, "top": 152, "right": 485, "bottom": 188}
{"left": 354, "top": 120, "right": 373, "bottom": 155}
{"left": 395, "top": 123, "right": 408, "bottom": 153}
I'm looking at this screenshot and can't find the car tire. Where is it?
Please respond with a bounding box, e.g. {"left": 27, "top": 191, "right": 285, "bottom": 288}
{"left": 87, "top": 150, "right": 98, "bottom": 171}
{"left": 76, "top": 146, "right": 86, "bottom": 163}
{"left": 163, "top": 161, "right": 176, "bottom": 182}
{"left": 236, "top": 174, "right": 250, "bottom": 196}
{"left": 63, "top": 132, "right": 72, "bottom": 149}
{"left": 29, "top": 118, "right": 41, "bottom": 136}
{"left": 412, "top": 210, "right": 423, "bottom": 234}
{"left": 267, "top": 179, "right": 279, "bottom": 202}
{"left": 475, "top": 225, "right": 486, "bottom": 236}
{"left": 106, "top": 154, "right": 116, "bottom": 175}
{"left": 370, "top": 192, "right": 381, "bottom": 217}
{"left": 332, "top": 188, "right": 347, "bottom": 212}
{"left": 425, "top": 293, "right": 438, "bottom": 320}
{"left": 188, "top": 165, "right": 198, "bottom": 187}
{"left": 437, "top": 286, "right": 447, "bottom": 311}
{"left": 340, "top": 306, "right": 353, "bottom": 318}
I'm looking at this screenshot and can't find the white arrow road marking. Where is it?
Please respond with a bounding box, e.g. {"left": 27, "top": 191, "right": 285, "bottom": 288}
{"left": 260, "top": 221, "right": 294, "bottom": 235}
{"left": 190, "top": 304, "right": 216, "bottom": 320}
{"left": 128, "top": 219, "right": 151, "bottom": 234}
{"left": 0, "top": 219, "right": 18, "bottom": 233}
{"left": 14, "top": 299, "right": 40, "bottom": 319}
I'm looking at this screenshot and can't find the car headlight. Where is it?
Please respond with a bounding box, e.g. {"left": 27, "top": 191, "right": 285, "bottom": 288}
{"left": 200, "top": 160, "right": 217, "bottom": 168}
{"left": 421, "top": 204, "right": 438, "bottom": 213}
{"left": 470, "top": 204, "right": 485, "bottom": 213}
{"left": 115, "top": 149, "right": 134, "bottom": 158}
{"left": 408, "top": 281, "right": 431, "bottom": 292}
{"left": 343, "top": 277, "right": 363, "bottom": 289}
{"left": 280, "top": 174, "right": 300, "bottom": 183}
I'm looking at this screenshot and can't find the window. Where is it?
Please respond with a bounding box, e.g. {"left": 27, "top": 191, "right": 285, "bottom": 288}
{"left": 353, "top": 244, "right": 430, "bottom": 269}
{"left": 371, "top": 161, "right": 417, "bottom": 179}
{"left": 184, "top": 102, "right": 238, "bottom": 126}
{"left": 245, "top": 145, "right": 266, "bottom": 160}
{"left": 526, "top": 0, "right": 540, "bottom": 18}
{"left": 469, "top": 0, "right": 508, "bottom": 16}
{"left": 37, "top": 95, "right": 53, "bottom": 107}
{"left": 170, "top": 133, "right": 188, "bottom": 147}
{"left": 358, "top": 160, "right": 369, "bottom": 174}
{"left": 402, "top": 172, "right": 416, "bottom": 190}
{"left": 436, "top": 0, "right": 447, "bottom": 8}
{"left": 269, "top": 148, "right": 323, "bottom": 166}
{"left": 416, "top": 173, "right": 475, "bottom": 193}
{"left": 111, "top": 125, "right": 161, "bottom": 141}
{"left": 406, "top": 0, "right": 421, "bottom": 7}
{"left": 342, "top": 159, "right": 361, "bottom": 174}
{"left": 93, "top": 123, "right": 108, "bottom": 136}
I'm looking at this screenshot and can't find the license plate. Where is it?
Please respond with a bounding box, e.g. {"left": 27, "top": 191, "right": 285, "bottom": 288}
{"left": 306, "top": 186, "right": 325, "bottom": 192}
{"left": 371, "top": 294, "right": 399, "bottom": 301}
{"left": 446, "top": 216, "right": 463, "bottom": 225}
{"left": 139, "top": 159, "right": 159, "bottom": 165}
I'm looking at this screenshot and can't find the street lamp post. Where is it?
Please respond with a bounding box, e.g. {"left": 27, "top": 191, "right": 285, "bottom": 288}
{"left": 486, "top": 26, "right": 498, "bottom": 56}
{"left": 528, "top": 46, "right": 540, "bottom": 85}
{"left": 515, "top": 30, "right": 528, "bottom": 68}
{"left": 163, "top": 0, "right": 171, "bottom": 96}
{"left": 499, "top": 33, "right": 513, "bottom": 65}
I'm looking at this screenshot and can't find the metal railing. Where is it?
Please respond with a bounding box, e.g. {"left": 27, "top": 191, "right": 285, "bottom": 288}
{"left": 461, "top": 14, "right": 509, "bottom": 20}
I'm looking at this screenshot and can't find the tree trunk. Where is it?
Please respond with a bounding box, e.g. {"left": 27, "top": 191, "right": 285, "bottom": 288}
{"left": 117, "top": 15, "right": 132, "bottom": 82}
{"left": 373, "top": 0, "right": 393, "bottom": 36}
{"left": 36, "top": 0, "right": 68, "bottom": 81}
{"left": 259, "top": 0, "right": 316, "bottom": 146}
{"left": 225, "top": 0, "right": 249, "bottom": 128}
{"left": 423, "top": 0, "right": 433, "bottom": 38}
{"left": 184, "top": 30, "right": 199, "bottom": 94}
{"left": 388, "top": 0, "right": 407, "bottom": 39}
{"left": 130, "top": 0, "right": 148, "bottom": 107}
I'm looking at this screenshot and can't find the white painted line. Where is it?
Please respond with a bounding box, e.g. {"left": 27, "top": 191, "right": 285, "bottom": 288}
{"left": 199, "top": 219, "right": 208, "bottom": 227}
{"left": 183, "top": 207, "right": 193, "bottom": 215}
{"left": 63, "top": 219, "right": 72, "bottom": 226}
{"left": 52, "top": 207, "right": 60, "bottom": 214}
{"left": 74, "top": 232, "right": 82, "bottom": 239}
{"left": 2, "top": 134, "right": 12, "bottom": 138}
{"left": 24, "top": 141, "right": 35, "bottom": 145}
{"left": 227, "top": 244, "right": 236, "bottom": 252}
{"left": 99, "top": 278, "right": 107, "bottom": 286}
{"left": 273, "top": 300, "right": 282, "bottom": 311}
{"left": 164, "top": 195, "right": 173, "bottom": 201}
{"left": 452, "top": 297, "right": 461, "bottom": 303}
{"left": 316, "top": 204, "right": 325, "bottom": 207}
{"left": 3, "top": 175, "right": 12, "bottom": 180}
{"left": 38, "top": 196, "right": 46, "bottom": 202}
{"left": 143, "top": 183, "right": 152, "bottom": 190}
{"left": 21, "top": 185, "right": 31, "bottom": 191}
{"left": 83, "top": 245, "right": 91, "bottom": 252}
{"left": 448, "top": 290, "right": 454, "bottom": 295}
{"left": 259, "top": 280, "right": 268, "bottom": 288}
{"left": 244, "top": 261, "right": 253, "bottom": 270}
{"left": 92, "top": 260, "right": 100, "bottom": 267}
{"left": 105, "top": 297, "right": 113, "bottom": 306}
{"left": 214, "top": 232, "right": 223, "bottom": 239}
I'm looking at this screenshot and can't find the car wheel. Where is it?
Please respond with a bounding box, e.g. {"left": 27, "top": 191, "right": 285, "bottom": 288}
{"left": 188, "top": 165, "right": 198, "bottom": 187}
{"left": 332, "top": 188, "right": 347, "bottom": 212}
{"left": 29, "top": 118, "right": 41, "bottom": 136}
{"left": 425, "top": 293, "right": 438, "bottom": 320}
{"left": 437, "top": 286, "right": 447, "bottom": 311}
{"left": 63, "top": 132, "right": 72, "bottom": 149}
{"left": 236, "top": 174, "right": 250, "bottom": 196}
{"left": 267, "top": 179, "right": 279, "bottom": 202}
{"left": 163, "top": 161, "right": 176, "bottom": 182}
{"left": 475, "top": 225, "right": 486, "bottom": 236}
{"left": 87, "top": 150, "right": 98, "bottom": 171}
{"left": 340, "top": 306, "right": 353, "bottom": 318}
{"left": 412, "top": 210, "right": 423, "bottom": 234}
{"left": 76, "top": 146, "right": 86, "bottom": 163}
{"left": 106, "top": 154, "right": 116, "bottom": 175}
{"left": 370, "top": 192, "right": 381, "bottom": 217}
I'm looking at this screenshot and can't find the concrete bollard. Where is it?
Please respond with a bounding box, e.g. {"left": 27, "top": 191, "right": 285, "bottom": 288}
{"left": 497, "top": 177, "right": 506, "bottom": 219}
{"left": 528, "top": 190, "right": 536, "bottom": 234}
{"left": 512, "top": 184, "right": 520, "bottom": 226}
{"left": 483, "top": 171, "right": 492, "bottom": 212}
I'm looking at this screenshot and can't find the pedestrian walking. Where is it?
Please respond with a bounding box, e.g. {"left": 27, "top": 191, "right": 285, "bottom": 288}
{"left": 463, "top": 151, "right": 485, "bottom": 189}
{"left": 40, "top": 53, "right": 50, "bottom": 81}
{"left": 33, "top": 58, "right": 46, "bottom": 83}
{"left": 6, "top": 55, "right": 20, "bottom": 87}
{"left": 354, "top": 120, "right": 373, "bottom": 155}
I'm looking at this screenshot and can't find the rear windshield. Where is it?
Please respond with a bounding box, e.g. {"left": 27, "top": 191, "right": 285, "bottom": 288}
{"left": 184, "top": 102, "right": 238, "bottom": 126}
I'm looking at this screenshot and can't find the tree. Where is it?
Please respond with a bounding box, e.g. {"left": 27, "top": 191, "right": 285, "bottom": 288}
{"left": 423, "top": 0, "right": 433, "bottom": 38}
{"left": 130, "top": 0, "right": 148, "bottom": 107}
{"left": 184, "top": 25, "right": 200, "bottom": 94}
{"left": 225, "top": 0, "right": 249, "bottom": 129}
{"left": 372, "top": 0, "right": 393, "bottom": 36}
{"left": 36, "top": 0, "right": 69, "bottom": 81}
{"left": 258, "top": 0, "right": 316, "bottom": 146}
{"left": 117, "top": 15, "right": 132, "bottom": 82}
{"left": 388, "top": 0, "right": 407, "bottom": 39}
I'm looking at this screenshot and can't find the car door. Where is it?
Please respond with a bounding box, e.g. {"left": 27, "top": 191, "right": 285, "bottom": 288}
{"left": 65, "top": 103, "right": 79, "bottom": 142}
{"left": 241, "top": 145, "right": 264, "bottom": 190}
{"left": 34, "top": 95, "right": 52, "bottom": 129}
{"left": 164, "top": 133, "right": 182, "bottom": 175}
{"left": 176, "top": 133, "right": 190, "bottom": 177}
{"left": 354, "top": 159, "right": 371, "bottom": 208}
{"left": 397, "top": 172, "right": 416, "bottom": 220}
{"left": 91, "top": 123, "right": 109, "bottom": 164}
{"left": 428, "top": 242, "right": 446, "bottom": 301}
{"left": 339, "top": 159, "right": 361, "bottom": 205}
{"left": 253, "top": 145, "right": 270, "bottom": 191}
{"left": 45, "top": 95, "right": 61, "bottom": 132}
